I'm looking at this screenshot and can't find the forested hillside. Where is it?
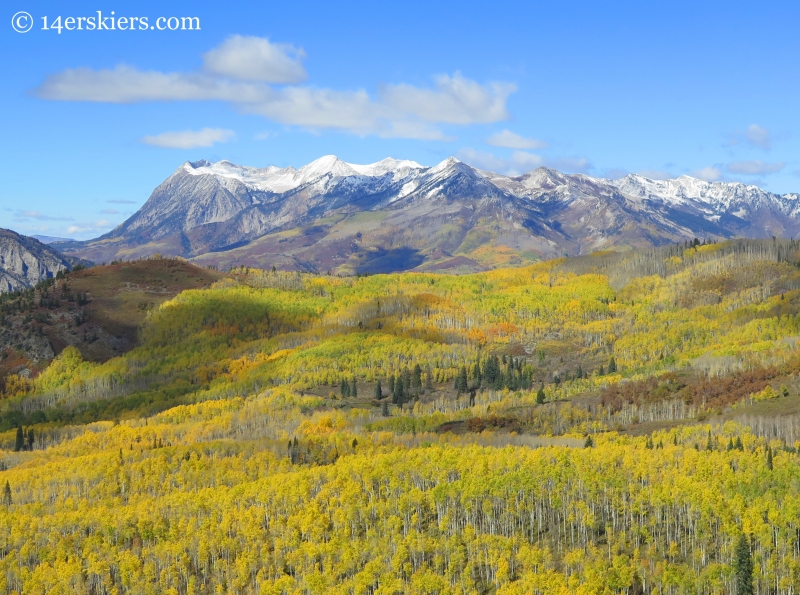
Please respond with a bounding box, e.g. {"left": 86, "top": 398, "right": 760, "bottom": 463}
{"left": 2, "top": 238, "right": 800, "bottom": 594}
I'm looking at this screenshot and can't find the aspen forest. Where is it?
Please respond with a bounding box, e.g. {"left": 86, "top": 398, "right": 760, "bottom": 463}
{"left": 4, "top": 238, "right": 800, "bottom": 594}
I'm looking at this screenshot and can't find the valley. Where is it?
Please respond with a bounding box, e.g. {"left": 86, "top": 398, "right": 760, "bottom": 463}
{"left": 1, "top": 239, "right": 800, "bottom": 592}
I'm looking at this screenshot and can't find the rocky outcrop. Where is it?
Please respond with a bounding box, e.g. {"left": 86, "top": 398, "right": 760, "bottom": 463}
{"left": 0, "top": 229, "right": 78, "bottom": 292}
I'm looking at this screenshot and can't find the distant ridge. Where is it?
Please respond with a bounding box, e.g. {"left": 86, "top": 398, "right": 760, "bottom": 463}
{"left": 57, "top": 156, "right": 800, "bottom": 273}
{"left": 31, "top": 235, "right": 73, "bottom": 244}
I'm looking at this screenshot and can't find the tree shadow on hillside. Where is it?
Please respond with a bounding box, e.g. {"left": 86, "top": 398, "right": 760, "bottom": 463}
{"left": 353, "top": 247, "right": 425, "bottom": 274}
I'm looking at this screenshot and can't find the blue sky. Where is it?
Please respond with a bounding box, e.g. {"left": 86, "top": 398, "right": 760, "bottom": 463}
{"left": 1, "top": 0, "right": 799, "bottom": 239}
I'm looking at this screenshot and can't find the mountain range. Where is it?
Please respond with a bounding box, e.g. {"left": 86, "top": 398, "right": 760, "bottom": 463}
{"left": 53, "top": 156, "right": 800, "bottom": 274}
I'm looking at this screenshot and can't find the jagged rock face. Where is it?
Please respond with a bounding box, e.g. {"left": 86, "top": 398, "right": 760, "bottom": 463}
{"left": 58, "top": 156, "right": 800, "bottom": 273}
{"left": 0, "top": 229, "right": 75, "bottom": 292}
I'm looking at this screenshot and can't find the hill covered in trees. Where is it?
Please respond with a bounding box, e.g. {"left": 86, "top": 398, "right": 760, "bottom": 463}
{"left": 2, "top": 238, "right": 800, "bottom": 593}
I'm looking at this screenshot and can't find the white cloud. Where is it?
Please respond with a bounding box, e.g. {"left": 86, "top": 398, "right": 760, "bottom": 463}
{"left": 381, "top": 73, "right": 514, "bottom": 125}
{"left": 689, "top": 167, "right": 722, "bottom": 182}
{"left": 141, "top": 128, "right": 235, "bottom": 149}
{"left": 486, "top": 129, "right": 548, "bottom": 150}
{"left": 456, "top": 148, "right": 518, "bottom": 172}
{"left": 546, "top": 156, "right": 591, "bottom": 174}
{"left": 66, "top": 220, "right": 115, "bottom": 235}
{"left": 35, "top": 39, "right": 516, "bottom": 141}
{"left": 36, "top": 65, "right": 272, "bottom": 103}
{"left": 246, "top": 87, "right": 382, "bottom": 132}
{"left": 14, "top": 210, "right": 73, "bottom": 221}
{"left": 727, "top": 160, "right": 784, "bottom": 175}
{"left": 744, "top": 124, "right": 771, "bottom": 150}
{"left": 456, "top": 148, "right": 589, "bottom": 176}
{"left": 202, "top": 35, "right": 307, "bottom": 84}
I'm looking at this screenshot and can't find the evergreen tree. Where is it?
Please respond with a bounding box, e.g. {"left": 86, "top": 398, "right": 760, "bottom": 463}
{"left": 424, "top": 364, "right": 433, "bottom": 391}
{"left": 767, "top": 447, "right": 773, "bottom": 471}
{"left": 388, "top": 374, "right": 395, "bottom": 395}
{"left": 2, "top": 481, "right": 10, "bottom": 506}
{"left": 472, "top": 359, "right": 482, "bottom": 386}
{"left": 584, "top": 435, "right": 594, "bottom": 448}
{"left": 733, "top": 533, "right": 754, "bottom": 595}
{"left": 412, "top": 364, "right": 422, "bottom": 393}
{"left": 536, "top": 385, "right": 546, "bottom": 405}
{"left": 455, "top": 365, "right": 468, "bottom": 394}
{"left": 374, "top": 379, "right": 382, "bottom": 401}
{"left": 484, "top": 355, "right": 499, "bottom": 388}
{"left": 608, "top": 357, "right": 617, "bottom": 374}
{"left": 340, "top": 378, "right": 349, "bottom": 398}
{"left": 394, "top": 376, "right": 404, "bottom": 405}
{"left": 381, "top": 401, "right": 389, "bottom": 417}
{"left": 27, "top": 429, "right": 34, "bottom": 451}
{"left": 14, "top": 427, "right": 23, "bottom": 452}
{"left": 350, "top": 378, "right": 357, "bottom": 398}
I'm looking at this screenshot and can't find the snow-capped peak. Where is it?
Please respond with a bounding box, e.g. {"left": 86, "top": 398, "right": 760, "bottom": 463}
{"left": 349, "top": 157, "right": 425, "bottom": 177}
{"left": 296, "top": 155, "right": 359, "bottom": 182}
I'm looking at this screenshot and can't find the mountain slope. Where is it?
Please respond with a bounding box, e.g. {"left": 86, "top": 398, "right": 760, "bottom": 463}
{"left": 0, "top": 229, "right": 80, "bottom": 292}
{"left": 57, "top": 157, "right": 800, "bottom": 273}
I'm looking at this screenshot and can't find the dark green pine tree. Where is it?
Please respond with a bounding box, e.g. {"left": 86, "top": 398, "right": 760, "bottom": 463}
{"left": 584, "top": 435, "right": 594, "bottom": 448}
{"left": 388, "top": 374, "right": 395, "bottom": 395}
{"left": 402, "top": 369, "right": 411, "bottom": 399}
{"left": 425, "top": 364, "right": 433, "bottom": 391}
{"left": 733, "top": 533, "right": 754, "bottom": 595}
{"left": 2, "top": 481, "right": 10, "bottom": 506}
{"left": 536, "top": 384, "right": 546, "bottom": 405}
{"left": 394, "top": 376, "right": 404, "bottom": 405}
{"left": 351, "top": 378, "right": 357, "bottom": 398}
{"left": 14, "top": 427, "right": 23, "bottom": 452}
{"left": 381, "top": 401, "right": 389, "bottom": 417}
{"left": 27, "top": 429, "right": 34, "bottom": 451}
{"left": 608, "top": 356, "right": 617, "bottom": 374}
{"left": 412, "top": 364, "right": 422, "bottom": 394}
{"left": 455, "top": 365, "right": 468, "bottom": 394}
{"left": 767, "top": 447, "right": 773, "bottom": 471}
{"left": 374, "top": 379, "right": 383, "bottom": 400}
{"left": 472, "top": 359, "right": 482, "bottom": 386}
{"left": 505, "top": 361, "right": 515, "bottom": 390}
{"left": 340, "top": 378, "right": 350, "bottom": 398}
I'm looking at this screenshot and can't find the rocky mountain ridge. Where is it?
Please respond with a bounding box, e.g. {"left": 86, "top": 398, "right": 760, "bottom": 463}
{"left": 56, "top": 156, "right": 800, "bottom": 273}
{"left": 0, "top": 229, "right": 79, "bottom": 292}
